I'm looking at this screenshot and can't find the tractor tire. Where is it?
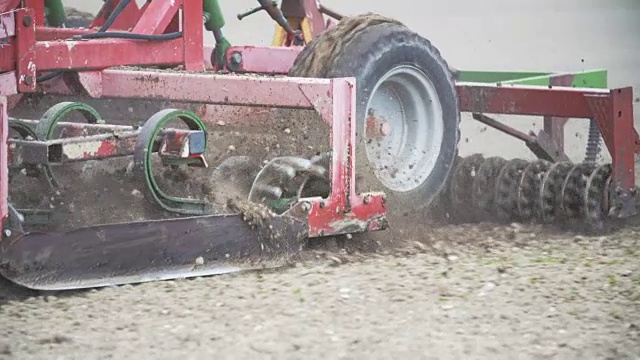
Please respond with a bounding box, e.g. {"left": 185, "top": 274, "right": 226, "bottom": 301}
{"left": 289, "top": 13, "right": 460, "bottom": 211}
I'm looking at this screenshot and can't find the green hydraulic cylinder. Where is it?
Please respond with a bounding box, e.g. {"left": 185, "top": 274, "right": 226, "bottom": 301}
{"left": 203, "top": 0, "right": 226, "bottom": 31}
{"left": 202, "top": 0, "right": 231, "bottom": 66}
{"left": 45, "top": 0, "right": 66, "bottom": 27}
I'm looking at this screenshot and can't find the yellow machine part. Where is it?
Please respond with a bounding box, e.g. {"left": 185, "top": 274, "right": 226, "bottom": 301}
{"left": 271, "top": 17, "right": 314, "bottom": 46}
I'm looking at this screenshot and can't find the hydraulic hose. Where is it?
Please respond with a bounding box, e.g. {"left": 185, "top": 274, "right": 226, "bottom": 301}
{"left": 77, "top": 32, "right": 182, "bottom": 41}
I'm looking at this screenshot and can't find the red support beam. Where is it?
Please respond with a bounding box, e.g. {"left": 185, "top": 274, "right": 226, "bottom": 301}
{"left": 182, "top": 0, "right": 205, "bottom": 71}
{"left": 89, "top": 69, "right": 333, "bottom": 109}
{"left": 224, "top": 46, "right": 303, "bottom": 74}
{"left": 22, "top": 0, "right": 43, "bottom": 26}
{"left": 15, "top": 8, "right": 36, "bottom": 92}
{"left": 132, "top": 0, "right": 182, "bottom": 35}
{"left": 92, "top": 0, "right": 145, "bottom": 31}
{"left": 0, "top": 96, "right": 7, "bottom": 222}
{"left": 586, "top": 88, "right": 637, "bottom": 194}
{"left": 543, "top": 74, "right": 574, "bottom": 152}
{"left": 456, "top": 83, "right": 612, "bottom": 118}
{"left": 35, "top": 38, "right": 185, "bottom": 71}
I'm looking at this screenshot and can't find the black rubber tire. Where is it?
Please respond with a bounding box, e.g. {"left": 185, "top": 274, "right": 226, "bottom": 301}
{"left": 289, "top": 14, "right": 460, "bottom": 211}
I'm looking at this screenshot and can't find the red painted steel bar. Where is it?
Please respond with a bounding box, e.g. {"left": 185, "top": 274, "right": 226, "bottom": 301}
{"left": 542, "top": 74, "right": 574, "bottom": 152}
{"left": 585, "top": 88, "right": 637, "bottom": 195}
{"left": 82, "top": 69, "right": 335, "bottom": 110}
{"left": 182, "top": 0, "right": 205, "bottom": 71}
{"left": 456, "top": 83, "right": 615, "bottom": 117}
{"left": 35, "top": 38, "right": 185, "bottom": 71}
{"left": 15, "top": 8, "right": 36, "bottom": 92}
{"left": 22, "top": 0, "right": 43, "bottom": 25}
{"left": 610, "top": 88, "right": 636, "bottom": 195}
{"left": 131, "top": 0, "right": 181, "bottom": 35}
{"left": 92, "top": 0, "right": 146, "bottom": 30}
{"left": 304, "top": 78, "right": 386, "bottom": 237}
{"left": 0, "top": 96, "right": 7, "bottom": 223}
{"left": 224, "top": 46, "right": 303, "bottom": 74}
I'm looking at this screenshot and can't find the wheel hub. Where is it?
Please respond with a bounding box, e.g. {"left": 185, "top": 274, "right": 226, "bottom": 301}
{"left": 364, "top": 65, "right": 444, "bottom": 193}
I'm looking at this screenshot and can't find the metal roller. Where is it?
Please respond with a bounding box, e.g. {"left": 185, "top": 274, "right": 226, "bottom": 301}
{"left": 442, "top": 154, "right": 616, "bottom": 227}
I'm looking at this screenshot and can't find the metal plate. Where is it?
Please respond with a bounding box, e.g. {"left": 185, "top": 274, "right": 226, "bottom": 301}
{"left": 0, "top": 213, "right": 308, "bottom": 291}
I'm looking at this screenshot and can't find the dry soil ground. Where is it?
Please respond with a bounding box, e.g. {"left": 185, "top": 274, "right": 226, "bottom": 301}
{"left": 1, "top": 1, "right": 640, "bottom": 359}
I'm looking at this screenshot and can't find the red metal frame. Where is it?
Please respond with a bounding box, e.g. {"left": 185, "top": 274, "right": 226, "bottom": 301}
{"left": 0, "top": 69, "right": 387, "bottom": 237}
{"left": 8, "top": 120, "right": 204, "bottom": 164}
{"left": 224, "top": 46, "right": 303, "bottom": 74}
{"left": 0, "top": 95, "right": 6, "bottom": 225}
{"left": 91, "top": 0, "right": 147, "bottom": 30}
{"left": 0, "top": 0, "right": 206, "bottom": 84}
{"left": 457, "top": 82, "right": 638, "bottom": 216}
{"left": 0, "top": 2, "right": 636, "bottom": 237}
{"left": 0, "top": 1, "right": 387, "bottom": 236}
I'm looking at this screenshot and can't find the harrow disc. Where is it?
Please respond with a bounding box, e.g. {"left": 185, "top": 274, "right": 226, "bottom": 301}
{"left": 442, "top": 154, "right": 618, "bottom": 228}
{"left": 584, "top": 164, "right": 613, "bottom": 227}
{"left": 539, "top": 162, "right": 573, "bottom": 223}
{"left": 494, "top": 159, "right": 529, "bottom": 221}
{"left": 448, "top": 154, "right": 484, "bottom": 222}
{"left": 472, "top": 156, "right": 507, "bottom": 221}
{"left": 516, "top": 160, "right": 551, "bottom": 220}
{"left": 559, "top": 163, "right": 597, "bottom": 222}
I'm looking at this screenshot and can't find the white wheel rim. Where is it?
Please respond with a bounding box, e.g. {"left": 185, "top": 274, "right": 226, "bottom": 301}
{"left": 364, "top": 65, "right": 444, "bottom": 193}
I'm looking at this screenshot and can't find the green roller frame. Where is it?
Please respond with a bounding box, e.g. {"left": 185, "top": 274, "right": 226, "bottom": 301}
{"left": 456, "top": 69, "right": 607, "bottom": 89}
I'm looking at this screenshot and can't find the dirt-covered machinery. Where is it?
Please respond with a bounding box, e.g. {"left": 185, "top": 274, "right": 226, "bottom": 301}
{"left": 0, "top": 0, "right": 637, "bottom": 291}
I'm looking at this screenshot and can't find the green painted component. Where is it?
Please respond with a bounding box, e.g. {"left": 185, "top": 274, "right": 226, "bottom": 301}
{"left": 34, "top": 102, "right": 104, "bottom": 190}
{"left": 457, "top": 69, "right": 608, "bottom": 89}
{"left": 44, "top": 0, "right": 66, "bottom": 27}
{"left": 214, "top": 37, "right": 231, "bottom": 66}
{"left": 501, "top": 69, "right": 608, "bottom": 88}
{"left": 267, "top": 198, "right": 296, "bottom": 214}
{"left": 137, "top": 109, "right": 210, "bottom": 215}
{"left": 202, "top": 0, "right": 231, "bottom": 65}
{"left": 570, "top": 69, "right": 607, "bottom": 88}
{"left": 203, "top": 0, "right": 226, "bottom": 31}
{"left": 502, "top": 75, "right": 553, "bottom": 86}
{"left": 35, "top": 102, "right": 104, "bottom": 140}
{"left": 457, "top": 71, "right": 550, "bottom": 83}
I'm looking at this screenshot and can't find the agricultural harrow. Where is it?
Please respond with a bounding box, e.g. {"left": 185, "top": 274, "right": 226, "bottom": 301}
{"left": 0, "top": 0, "right": 637, "bottom": 291}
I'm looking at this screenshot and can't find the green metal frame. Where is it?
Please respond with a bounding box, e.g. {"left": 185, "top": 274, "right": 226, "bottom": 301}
{"left": 457, "top": 69, "right": 608, "bottom": 89}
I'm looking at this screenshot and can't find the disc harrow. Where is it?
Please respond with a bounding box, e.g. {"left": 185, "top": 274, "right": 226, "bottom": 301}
{"left": 444, "top": 155, "right": 613, "bottom": 229}
{"left": 0, "top": 1, "right": 636, "bottom": 291}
